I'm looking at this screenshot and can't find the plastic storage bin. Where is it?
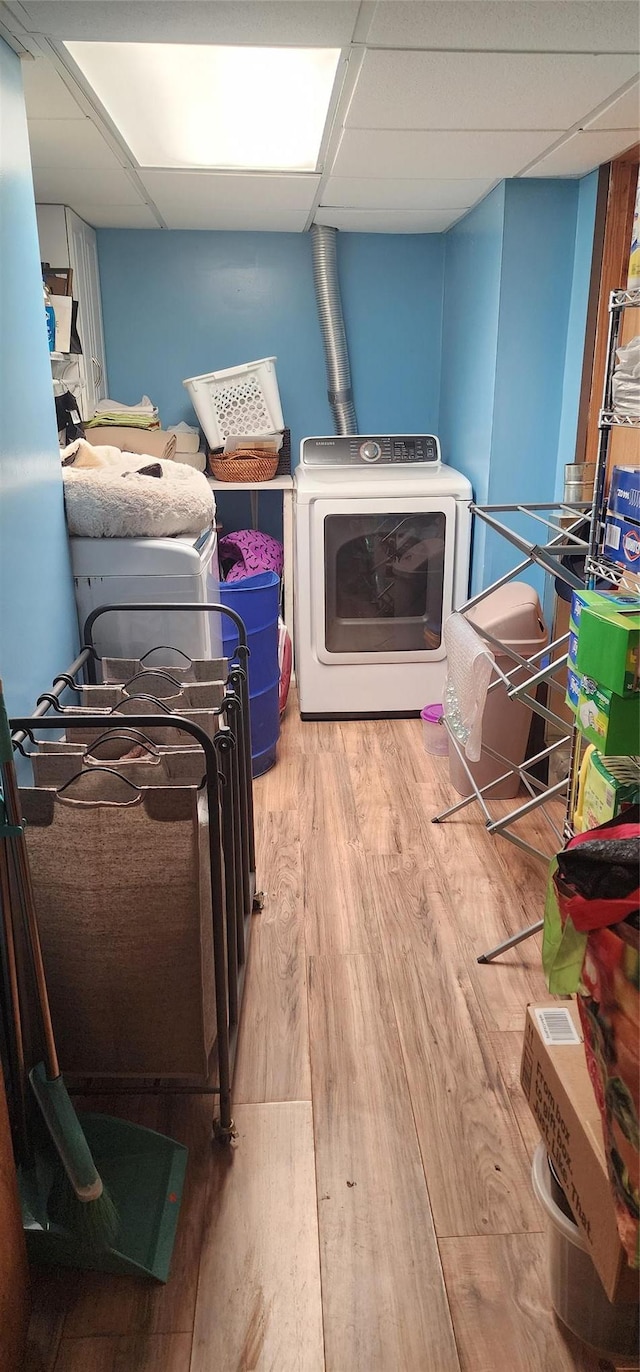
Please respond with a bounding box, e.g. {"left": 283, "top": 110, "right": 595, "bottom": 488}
{"left": 219, "top": 571, "right": 280, "bottom": 777}
{"left": 421, "top": 704, "right": 448, "bottom": 756}
{"left": 448, "top": 582, "right": 548, "bottom": 800}
{"left": 183, "top": 358, "right": 284, "bottom": 450}
{"left": 532, "top": 1143, "right": 639, "bottom": 1359}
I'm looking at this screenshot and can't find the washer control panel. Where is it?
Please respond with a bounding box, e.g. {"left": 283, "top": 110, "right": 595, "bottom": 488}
{"left": 301, "top": 434, "right": 441, "bottom": 468}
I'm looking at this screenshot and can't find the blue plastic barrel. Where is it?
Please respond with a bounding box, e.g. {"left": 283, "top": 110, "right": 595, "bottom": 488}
{"left": 219, "top": 571, "right": 280, "bottom": 776}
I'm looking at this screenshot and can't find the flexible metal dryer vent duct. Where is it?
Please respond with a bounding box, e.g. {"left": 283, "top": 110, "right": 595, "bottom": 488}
{"left": 311, "top": 223, "right": 358, "bottom": 435}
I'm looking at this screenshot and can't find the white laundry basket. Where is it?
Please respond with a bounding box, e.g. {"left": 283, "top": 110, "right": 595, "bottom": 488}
{"left": 183, "top": 357, "right": 284, "bottom": 450}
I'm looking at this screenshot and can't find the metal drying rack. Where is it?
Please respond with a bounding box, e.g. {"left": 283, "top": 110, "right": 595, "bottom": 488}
{"left": 434, "top": 281, "right": 640, "bottom": 963}
{"left": 9, "top": 601, "right": 261, "bottom": 1143}
{"left": 432, "top": 500, "right": 592, "bottom": 962}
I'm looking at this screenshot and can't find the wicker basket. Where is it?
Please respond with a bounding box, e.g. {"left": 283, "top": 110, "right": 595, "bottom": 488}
{"left": 208, "top": 449, "right": 279, "bottom": 483}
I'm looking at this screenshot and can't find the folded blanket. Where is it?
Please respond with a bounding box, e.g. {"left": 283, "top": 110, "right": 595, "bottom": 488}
{"left": 63, "top": 454, "right": 214, "bottom": 538}
{"left": 86, "top": 415, "right": 160, "bottom": 430}
{"left": 84, "top": 427, "right": 177, "bottom": 460}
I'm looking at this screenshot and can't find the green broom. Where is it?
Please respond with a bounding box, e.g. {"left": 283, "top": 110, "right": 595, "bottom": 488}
{"left": 0, "top": 683, "right": 118, "bottom": 1248}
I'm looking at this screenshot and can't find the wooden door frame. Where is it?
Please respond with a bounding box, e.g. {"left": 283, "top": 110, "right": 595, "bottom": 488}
{"left": 577, "top": 143, "right": 639, "bottom": 472}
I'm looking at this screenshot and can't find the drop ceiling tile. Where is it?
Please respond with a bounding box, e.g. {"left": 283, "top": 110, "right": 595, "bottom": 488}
{"left": 345, "top": 50, "right": 639, "bottom": 132}
{"left": 18, "top": 2, "right": 359, "bottom": 45}
{"left": 32, "top": 166, "right": 144, "bottom": 206}
{"left": 27, "top": 118, "right": 122, "bottom": 169}
{"left": 584, "top": 81, "right": 640, "bottom": 131}
{"left": 314, "top": 207, "right": 462, "bottom": 233}
{"left": 141, "top": 171, "right": 319, "bottom": 219}
{"left": 522, "top": 128, "right": 639, "bottom": 177}
{"left": 332, "top": 129, "right": 561, "bottom": 181}
{"left": 68, "top": 203, "right": 161, "bottom": 229}
{"left": 166, "top": 206, "right": 309, "bottom": 231}
{"left": 366, "top": 2, "right": 640, "bottom": 54}
{"left": 21, "top": 56, "right": 84, "bottom": 117}
{"left": 322, "top": 175, "right": 494, "bottom": 211}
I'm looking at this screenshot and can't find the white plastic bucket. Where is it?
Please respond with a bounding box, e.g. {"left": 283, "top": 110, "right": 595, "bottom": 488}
{"left": 421, "top": 703, "right": 448, "bottom": 756}
{"left": 183, "top": 357, "right": 284, "bottom": 449}
{"left": 531, "top": 1142, "right": 639, "bottom": 1359}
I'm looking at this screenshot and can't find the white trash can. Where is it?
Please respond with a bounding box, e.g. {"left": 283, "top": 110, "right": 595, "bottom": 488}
{"left": 531, "top": 1142, "right": 639, "bottom": 1360}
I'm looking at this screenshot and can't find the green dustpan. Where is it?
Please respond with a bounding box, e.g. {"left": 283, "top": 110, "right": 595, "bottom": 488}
{"left": 20, "top": 1112, "right": 187, "bottom": 1282}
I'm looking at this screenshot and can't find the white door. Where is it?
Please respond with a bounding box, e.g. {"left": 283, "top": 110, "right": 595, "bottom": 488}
{"left": 66, "top": 209, "right": 108, "bottom": 419}
{"left": 310, "top": 496, "right": 457, "bottom": 665}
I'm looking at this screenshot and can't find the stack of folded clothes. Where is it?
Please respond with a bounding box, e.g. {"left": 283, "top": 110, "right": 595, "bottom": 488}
{"left": 84, "top": 395, "right": 177, "bottom": 457}
{"left": 86, "top": 395, "right": 160, "bottom": 431}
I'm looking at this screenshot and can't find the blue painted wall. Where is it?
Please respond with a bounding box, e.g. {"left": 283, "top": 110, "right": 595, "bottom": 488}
{"left": 487, "top": 179, "right": 579, "bottom": 589}
{"left": 555, "top": 170, "right": 599, "bottom": 495}
{"left": 97, "top": 228, "right": 445, "bottom": 536}
{"left": 0, "top": 38, "right": 78, "bottom": 733}
{"left": 439, "top": 184, "right": 505, "bottom": 590}
{"left": 338, "top": 233, "right": 444, "bottom": 434}
{"left": 440, "top": 175, "right": 597, "bottom": 593}
{"left": 97, "top": 181, "right": 596, "bottom": 588}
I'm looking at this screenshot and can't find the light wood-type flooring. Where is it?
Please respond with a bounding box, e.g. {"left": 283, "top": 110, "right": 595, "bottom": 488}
{"left": 26, "top": 700, "right": 632, "bottom": 1372}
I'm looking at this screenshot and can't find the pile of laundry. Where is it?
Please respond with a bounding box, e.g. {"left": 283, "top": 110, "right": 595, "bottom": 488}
{"left": 61, "top": 438, "right": 213, "bottom": 538}
{"left": 85, "top": 394, "right": 160, "bottom": 431}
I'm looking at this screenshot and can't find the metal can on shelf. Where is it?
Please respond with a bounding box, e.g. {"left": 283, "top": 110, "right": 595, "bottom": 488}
{"left": 564, "top": 463, "right": 596, "bottom": 504}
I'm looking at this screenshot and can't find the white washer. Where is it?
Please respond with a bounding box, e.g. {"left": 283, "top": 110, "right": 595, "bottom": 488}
{"left": 294, "top": 434, "right": 472, "bottom": 718}
{"left": 70, "top": 526, "right": 223, "bottom": 665}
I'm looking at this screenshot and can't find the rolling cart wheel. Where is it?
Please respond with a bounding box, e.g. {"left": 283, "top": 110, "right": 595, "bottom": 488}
{"left": 253, "top": 891, "right": 265, "bottom": 911}
{"left": 212, "top": 1117, "right": 237, "bottom": 1146}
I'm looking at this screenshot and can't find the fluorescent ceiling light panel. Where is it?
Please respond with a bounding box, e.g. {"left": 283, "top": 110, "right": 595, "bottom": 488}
{"left": 64, "top": 42, "right": 341, "bottom": 171}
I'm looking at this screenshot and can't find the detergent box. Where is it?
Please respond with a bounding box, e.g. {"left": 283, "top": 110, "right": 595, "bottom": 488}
{"left": 569, "top": 588, "right": 635, "bottom": 634}
{"left": 607, "top": 466, "right": 640, "bottom": 523}
{"left": 576, "top": 601, "right": 640, "bottom": 696}
{"left": 603, "top": 514, "right": 640, "bottom": 573}
{"left": 574, "top": 747, "right": 640, "bottom": 831}
{"left": 568, "top": 630, "right": 578, "bottom": 668}
{"left": 575, "top": 677, "right": 639, "bottom": 754}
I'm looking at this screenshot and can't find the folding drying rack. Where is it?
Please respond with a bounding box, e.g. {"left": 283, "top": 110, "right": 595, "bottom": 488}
{"left": 432, "top": 501, "right": 591, "bottom": 961}
{"left": 435, "top": 285, "right": 640, "bottom": 961}
{"left": 9, "top": 601, "right": 260, "bottom": 1142}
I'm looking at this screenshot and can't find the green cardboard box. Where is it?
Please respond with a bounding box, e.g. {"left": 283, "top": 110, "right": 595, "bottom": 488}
{"left": 569, "top": 588, "right": 636, "bottom": 634}
{"left": 576, "top": 603, "right": 640, "bottom": 696}
{"left": 576, "top": 749, "right": 640, "bottom": 831}
{"left": 576, "top": 677, "right": 640, "bottom": 755}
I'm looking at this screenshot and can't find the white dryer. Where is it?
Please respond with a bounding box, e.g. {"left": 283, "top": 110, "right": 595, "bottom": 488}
{"left": 294, "top": 434, "right": 472, "bottom": 718}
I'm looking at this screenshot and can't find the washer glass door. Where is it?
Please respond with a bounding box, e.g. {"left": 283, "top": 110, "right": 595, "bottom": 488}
{"left": 313, "top": 496, "right": 456, "bottom": 664}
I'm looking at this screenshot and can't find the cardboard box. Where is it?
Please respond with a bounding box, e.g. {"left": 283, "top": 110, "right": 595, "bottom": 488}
{"left": 569, "top": 588, "right": 635, "bottom": 634}
{"left": 576, "top": 603, "right": 640, "bottom": 696}
{"left": 568, "top": 629, "right": 578, "bottom": 669}
{"left": 576, "top": 748, "right": 640, "bottom": 832}
{"left": 608, "top": 466, "right": 640, "bottom": 524}
{"left": 521, "top": 1003, "right": 638, "bottom": 1302}
{"left": 576, "top": 676, "right": 639, "bottom": 754}
{"left": 604, "top": 513, "right": 640, "bottom": 573}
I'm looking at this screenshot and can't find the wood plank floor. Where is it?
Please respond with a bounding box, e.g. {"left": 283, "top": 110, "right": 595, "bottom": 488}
{"left": 26, "top": 698, "right": 627, "bottom": 1372}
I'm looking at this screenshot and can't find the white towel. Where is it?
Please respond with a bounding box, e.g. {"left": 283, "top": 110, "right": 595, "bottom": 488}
{"left": 443, "top": 612, "right": 495, "bottom": 762}
{"left": 94, "top": 394, "right": 157, "bottom": 416}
